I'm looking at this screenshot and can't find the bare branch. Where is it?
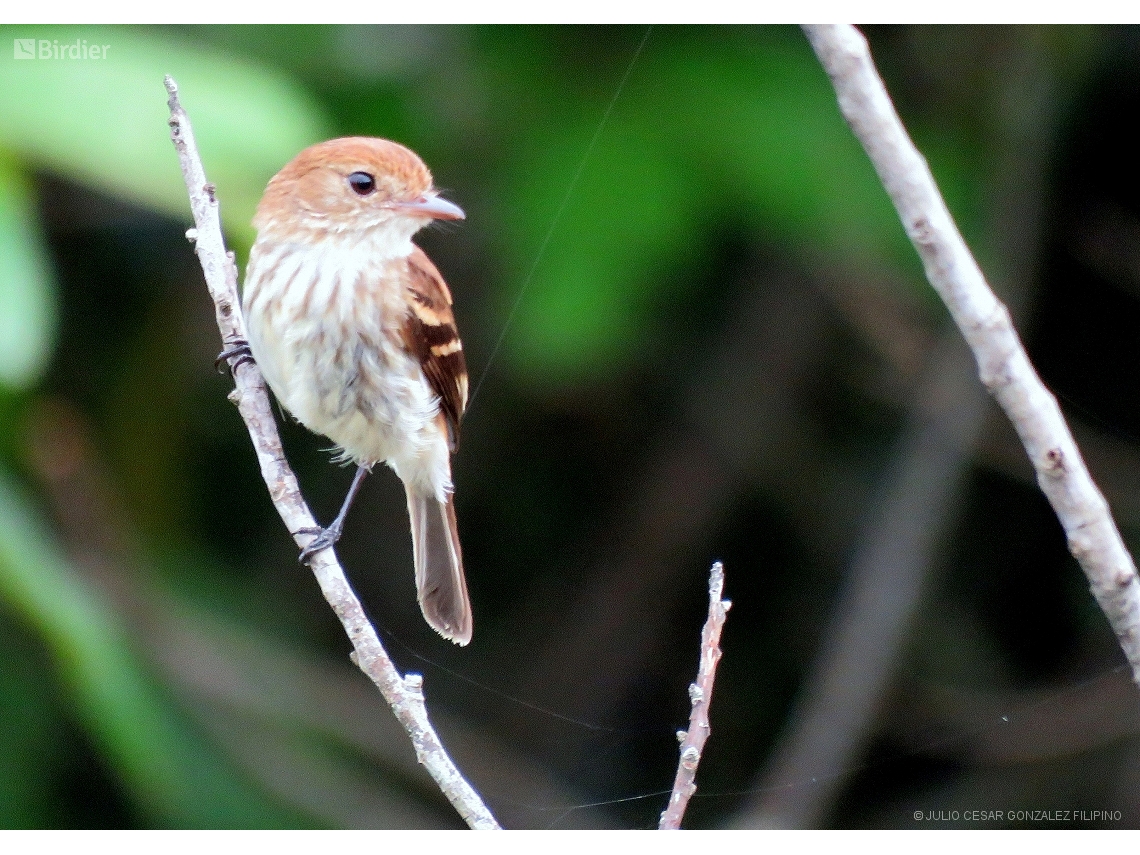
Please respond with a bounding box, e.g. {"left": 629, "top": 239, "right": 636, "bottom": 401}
{"left": 801, "top": 25, "right": 1140, "bottom": 684}
{"left": 659, "top": 562, "right": 730, "bottom": 830}
{"left": 164, "top": 75, "right": 499, "bottom": 830}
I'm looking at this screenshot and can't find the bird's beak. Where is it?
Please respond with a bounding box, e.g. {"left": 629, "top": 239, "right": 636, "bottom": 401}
{"left": 391, "top": 193, "right": 466, "bottom": 221}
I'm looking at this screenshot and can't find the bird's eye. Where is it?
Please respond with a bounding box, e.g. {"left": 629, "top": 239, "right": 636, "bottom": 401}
{"left": 347, "top": 172, "right": 376, "bottom": 196}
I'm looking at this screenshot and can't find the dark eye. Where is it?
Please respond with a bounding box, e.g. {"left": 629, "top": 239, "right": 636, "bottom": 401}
{"left": 347, "top": 172, "right": 376, "bottom": 196}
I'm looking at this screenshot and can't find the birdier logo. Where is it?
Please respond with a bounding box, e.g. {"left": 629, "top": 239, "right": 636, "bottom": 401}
{"left": 13, "top": 38, "right": 109, "bottom": 60}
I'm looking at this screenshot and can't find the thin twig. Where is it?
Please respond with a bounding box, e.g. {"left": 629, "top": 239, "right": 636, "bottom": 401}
{"left": 659, "top": 562, "right": 730, "bottom": 830}
{"left": 802, "top": 25, "right": 1140, "bottom": 685}
{"left": 164, "top": 75, "right": 499, "bottom": 830}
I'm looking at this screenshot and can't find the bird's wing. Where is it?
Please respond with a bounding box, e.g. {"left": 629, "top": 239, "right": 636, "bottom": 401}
{"left": 401, "top": 245, "right": 469, "bottom": 450}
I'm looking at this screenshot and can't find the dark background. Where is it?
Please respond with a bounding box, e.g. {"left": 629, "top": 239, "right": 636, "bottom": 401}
{"left": 0, "top": 24, "right": 1139, "bottom": 829}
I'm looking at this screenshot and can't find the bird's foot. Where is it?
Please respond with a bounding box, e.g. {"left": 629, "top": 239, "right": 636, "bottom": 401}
{"left": 297, "top": 522, "right": 344, "bottom": 563}
{"left": 215, "top": 339, "right": 254, "bottom": 374}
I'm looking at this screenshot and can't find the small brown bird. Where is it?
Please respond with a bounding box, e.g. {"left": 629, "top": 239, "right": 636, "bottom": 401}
{"left": 242, "top": 137, "right": 472, "bottom": 645}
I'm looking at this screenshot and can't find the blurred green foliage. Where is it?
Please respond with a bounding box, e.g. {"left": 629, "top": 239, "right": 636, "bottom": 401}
{"left": 487, "top": 28, "right": 951, "bottom": 382}
{"left": 0, "top": 158, "right": 54, "bottom": 389}
{"left": 0, "top": 25, "right": 328, "bottom": 239}
{"left": 0, "top": 25, "right": 970, "bottom": 393}
{"left": 0, "top": 24, "right": 1130, "bottom": 830}
{"left": 0, "top": 469, "right": 307, "bottom": 827}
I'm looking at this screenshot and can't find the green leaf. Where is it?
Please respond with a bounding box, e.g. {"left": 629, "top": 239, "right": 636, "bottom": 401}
{"left": 0, "top": 25, "right": 329, "bottom": 244}
{"left": 0, "top": 158, "right": 56, "bottom": 390}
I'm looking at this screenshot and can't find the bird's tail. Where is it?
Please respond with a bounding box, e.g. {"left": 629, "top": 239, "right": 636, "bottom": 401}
{"left": 407, "top": 491, "right": 472, "bottom": 645}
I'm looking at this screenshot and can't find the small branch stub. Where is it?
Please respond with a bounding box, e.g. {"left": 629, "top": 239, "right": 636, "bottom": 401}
{"left": 164, "top": 75, "right": 500, "bottom": 830}
{"left": 659, "top": 562, "right": 731, "bottom": 830}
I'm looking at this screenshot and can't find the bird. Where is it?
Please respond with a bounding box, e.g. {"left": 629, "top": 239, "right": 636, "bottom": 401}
{"left": 239, "top": 136, "right": 472, "bottom": 645}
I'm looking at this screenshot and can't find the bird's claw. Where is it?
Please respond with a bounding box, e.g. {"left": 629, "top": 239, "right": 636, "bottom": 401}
{"left": 297, "top": 524, "right": 343, "bottom": 563}
{"left": 215, "top": 339, "right": 254, "bottom": 374}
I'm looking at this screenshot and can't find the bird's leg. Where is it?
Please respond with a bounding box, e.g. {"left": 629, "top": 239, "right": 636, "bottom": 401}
{"left": 215, "top": 338, "right": 254, "bottom": 374}
{"left": 298, "top": 464, "right": 370, "bottom": 563}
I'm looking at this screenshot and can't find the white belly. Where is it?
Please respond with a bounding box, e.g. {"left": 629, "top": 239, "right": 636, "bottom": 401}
{"left": 243, "top": 239, "right": 452, "bottom": 501}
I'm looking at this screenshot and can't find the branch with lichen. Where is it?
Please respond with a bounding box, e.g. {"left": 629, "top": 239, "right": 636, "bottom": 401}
{"left": 802, "top": 25, "right": 1140, "bottom": 685}
{"left": 659, "top": 562, "right": 730, "bottom": 830}
{"left": 164, "top": 75, "right": 499, "bottom": 830}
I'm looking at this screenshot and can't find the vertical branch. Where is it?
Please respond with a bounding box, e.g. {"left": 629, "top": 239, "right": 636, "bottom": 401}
{"left": 659, "top": 562, "right": 731, "bottom": 830}
{"left": 164, "top": 75, "right": 499, "bottom": 830}
{"left": 802, "top": 25, "right": 1140, "bottom": 685}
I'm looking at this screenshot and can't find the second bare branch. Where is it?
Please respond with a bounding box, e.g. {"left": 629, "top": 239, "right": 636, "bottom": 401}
{"left": 660, "top": 562, "right": 731, "bottom": 830}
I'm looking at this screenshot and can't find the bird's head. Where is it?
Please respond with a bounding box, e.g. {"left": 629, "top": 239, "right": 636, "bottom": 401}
{"left": 254, "top": 136, "right": 464, "bottom": 242}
